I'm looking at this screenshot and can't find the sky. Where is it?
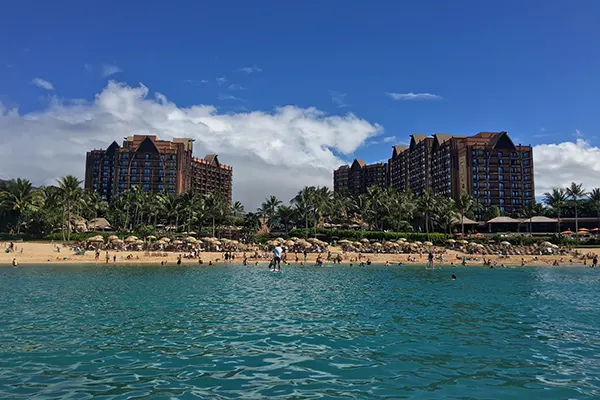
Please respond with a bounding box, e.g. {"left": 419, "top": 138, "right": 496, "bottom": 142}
{"left": 2, "top": 0, "right": 600, "bottom": 209}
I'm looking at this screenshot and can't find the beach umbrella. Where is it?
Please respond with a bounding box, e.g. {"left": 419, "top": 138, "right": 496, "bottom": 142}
{"left": 125, "top": 235, "right": 138, "bottom": 243}
{"left": 160, "top": 237, "right": 171, "bottom": 242}
{"left": 423, "top": 241, "right": 433, "bottom": 246}
{"left": 353, "top": 241, "right": 362, "bottom": 247}
{"left": 290, "top": 237, "right": 299, "bottom": 241}
{"left": 184, "top": 236, "right": 197, "bottom": 242}
{"left": 88, "top": 236, "right": 104, "bottom": 242}
{"left": 500, "top": 241, "right": 511, "bottom": 246}
{"left": 188, "top": 231, "right": 197, "bottom": 235}
{"left": 213, "top": 241, "right": 222, "bottom": 246}
{"left": 146, "top": 235, "right": 157, "bottom": 240}
{"left": 540, "top": 241, "right": 552, "bottom": 247}
{"left": 460, "top": 240, "right": 469, "bottom": 244}
{"left": 284, "top": 240, "right": 295, "bottom": 246}
{"left": 172, "top": 240, "right": 183, "bottom": 245}
{"left": 373, "top": 242, "right": 383, "bottom": 247}
{"left": 134, "top": 239, "right": 144, "bottom": 245}
{"left": 446, "top": 239, "right": 456, "bottom": 243}
{"left": 108, "top": 235, "right": 119, "bottom": 241}
{"left": 338, "top": 239, "right": 351, "bottom": 245}
{"left": 307, "top": 238, "right": 320, "bottom": 244}
{"left": 413, "top": 241, "right": 422, "bottom": 245}
{"left": 276, "top": 237, "right": 285, "bottom": 242}
{"left": 360, "top": 238, "right": 370, "bottom": 243}
{"left": 112, "top": 239, "right": 124, "bottom": 244}
{"left": 561, "top": 230, "right": 573, "bottom": 235}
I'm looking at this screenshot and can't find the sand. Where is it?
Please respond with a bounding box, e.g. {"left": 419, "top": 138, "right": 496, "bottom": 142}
{"left": 0, "top": 241, "right": 598, "bottom": 267}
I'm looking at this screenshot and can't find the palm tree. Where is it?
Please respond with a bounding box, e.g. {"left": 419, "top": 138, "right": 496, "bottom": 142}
{"left": 365, "top": 185, "right": 385, "bottom": 230}
{"left": 231, "top": 201, "right": 245, "bottom": 219}
{"left": 292, "top": 187, "right": 315, "bottom": 236}
{"left": 435, "top": 197, "right": 457, "bottom": 233}
{"left": 276, "top": 205, "right": 295, "bottom": 234}
{"left": 259, "top": 195, "right": 282, "bottom": 228}
{"left": 566, "top": 182, "right": 586, "bottom": 237}
{"left": 417, "top": 189, "right": 437, "bottom": 236}
{"left": 0, "top": 178, "right": 39, "bottom": 234}
{"left": 243, "top": 212, "right": 261, "bottom": 233}
{"left": 543, "top": 188, "right": 567, "bottom": 233}
{"left": 455, "top": 193, "right": 476, "bottom": 234}
{"left": 57, "top": 175, "right": 82, "bottom": 240}
{"left": 587, "top": 188, "right": 600, "bottom": 231}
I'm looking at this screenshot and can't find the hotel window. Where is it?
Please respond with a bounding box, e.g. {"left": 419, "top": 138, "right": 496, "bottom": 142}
{"left": 523, "top": 160, "right": 530, "bottom": 166}
{"left": 522, "top": 152, "right": 529, "bottom": 158}
{"left": 119, "top": 184, "right": 125, "bottom": 189}
{"left": 524, "top": 199, "right": 531, "bottom": 205}
{"left": 131, "top": 169, "right": 137, "bottom": 174}
{"left": 168, "top": 185, "right": 175, "bottom": 190}
{"left": 524, "top": 176, "right": 530, "bottom": 181}
{"left": 500, "top": 199, "right": 505, "bottom": 205}
{"left": 145, "top": 162, "right": 151, "bottom": 167}
{"left": 499, "top": 159, "right": 504, "bottom": 165}
{"left": 121, "top": 154, "right": 127, "bottom": 159}
{"left": 169, "top": 169, "right": 176, "bottom": 175}
{"left": 120, "top": 169, "right": 126, "bottom": 175}
{"left": 120, "top": 161, "right": 127, "bottom": 167}
{"left": 144, "top": 169, "right": 151, "bottom": 175}
{"left": 145, "top": 154, "right": 150, "bottom": 160}
{"left": 158, "top": 184, "right": 164, "bottom": 190}
{"left": 169, "top": 162, "right": 175, "bottom": 167}
{"left": 499, "top": 183, "right": 504, "bottom": 189}
{"left": 525, "top": 191, "right": 531, "bottom": 197}
{"left": 131, "top": 177, "right": 137, "bottom": 182}
{"left": 143, "top": 176, "right": 150, "bottom": 182}
{"left": 524, "top": 184, "right": 531, "bottom": 189}
{"left": 523, "top": 168, "right": 530, "bottom": 174}
{"left": 132, "top": 161, "right": 137, "bottom": 167}
{"left": 499, "top": 175, "right": 504, "bottom": 181}
{"left": 169, "top": 177, "right": 175, "bottom": 183}
{"left": 499, "top": 191, "right": 505, "bottom": 197}
{"left": 143, "top": 184, "right": 150, "bottom": 190}
{"left": 511, "top": 152, "right": 518, "bottom": 158}
{"left": 497, "top": 151, "right": 503, "bottom": 157}
{"left": 159, "top": 169, "right": 165, "bottom": 175}
{"left": 169, "top": 155, "right": 175, "bottom": 160}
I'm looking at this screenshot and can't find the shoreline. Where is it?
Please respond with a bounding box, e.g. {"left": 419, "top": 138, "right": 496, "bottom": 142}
{"left": 0, "top": 242, "right": 597, "bottom": 268}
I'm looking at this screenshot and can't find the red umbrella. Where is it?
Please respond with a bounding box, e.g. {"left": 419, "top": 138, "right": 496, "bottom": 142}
{"left": 561, "top": 229, "right": 573, "bottom": 235}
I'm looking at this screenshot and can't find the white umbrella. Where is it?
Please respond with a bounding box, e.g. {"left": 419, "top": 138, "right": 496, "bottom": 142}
{"left": 500, "top": 241, "right": 511, "bottom": 246}
{"left": 423, "top": 241, "right": 433, "bottom": 246}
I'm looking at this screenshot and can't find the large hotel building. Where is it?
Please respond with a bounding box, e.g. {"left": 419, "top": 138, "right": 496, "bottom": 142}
{"left": 334, "top": 131, "right": 534, "bottom": 215}
{"left": 85, "top": 135, "right": 233, "bottom": 204}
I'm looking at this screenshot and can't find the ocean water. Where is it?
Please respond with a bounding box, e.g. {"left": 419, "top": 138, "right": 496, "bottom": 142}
{"left": 0, "top": 265, "right": 599, "bottom": 399}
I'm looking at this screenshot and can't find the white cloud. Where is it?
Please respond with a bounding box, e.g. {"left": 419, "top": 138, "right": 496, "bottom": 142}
{"left": 329, "top": 91, "right": 350, "bottom": 108}
{"left": 101, "top": 64, "right": 122, "bottom": 77}
{"left": 228, "top": 84, "right": 246, "bottom": 91}
{"left": 216, "top": 77, "right": 227, "bottom": 85}
{"left": 382, "top": 135, "right": 397, "bottom": 143}
{"left": 218, "top": 93, "right": 245, "bottom": 101}
{"left": 0, "top": 81, "right": 382, "bottom": 209}
{"left": 385, "top": 92, "right": 442, "bottom": 101}
{"left": 534, "top": 139, "right": 600, "bottom": 196}
{"left": 237, "top": 65, "right": 262, "bottom": 74}
{"left": 185, "top": 79, "right": 209, "bottom": 84}
{"left": 575, "top": 129, "right": 584, "bottom": 139}
{"left": 32, "top": 78, "right": 54, "bottom": 90}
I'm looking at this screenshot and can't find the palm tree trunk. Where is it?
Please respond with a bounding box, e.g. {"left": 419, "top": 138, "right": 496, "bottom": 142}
{"left": 66, "top": 201, "right": 71, "bottom": 241}
{"left": 558, "top": 210, "right": 561, "bottom": 234}
{"left": 461, "top": 212, "right": 465, "bottom": 235}
{"left": 575, "top": 206, "right": 578, "bottom": 240}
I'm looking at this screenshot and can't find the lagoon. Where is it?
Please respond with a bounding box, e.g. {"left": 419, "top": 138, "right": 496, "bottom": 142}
{"left": 0, "top": 265, "right": 599, "bottom": 399}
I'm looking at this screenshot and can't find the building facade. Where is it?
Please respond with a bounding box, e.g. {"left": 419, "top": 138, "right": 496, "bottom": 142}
{"left": 333, "top": 131, "right": 535, "bottom": 215}
{"left": 85, "top": 135, "right": 233, "bottom": 204}
{"left": 333, "top": 159, "right": 387, "bottom": 195}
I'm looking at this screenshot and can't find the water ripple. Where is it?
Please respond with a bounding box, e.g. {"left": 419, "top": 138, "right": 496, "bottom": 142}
{"left": 0, "top": 265, "right": 599, "bottom": 398}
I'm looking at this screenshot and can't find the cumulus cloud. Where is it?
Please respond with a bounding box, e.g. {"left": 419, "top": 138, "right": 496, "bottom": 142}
{"left": 237, "top": 65, "right": 262, "bottom": 74}
{"left": 216, "top": 77, "right": 227, "bottom": 86}
{"left": 101, "top": 64, "right": 122, "bottom": 77}
{"left": 0, "top": 81, "right": 382, "bottom": 209}
{"left": 533, "top": 139, "right": 600, "bottom": 196}
{"left": 32, "top": 78, "right": 54, "bottom": 90}
{"left": 385, "top": 92, "right": 442, "bottom": 101}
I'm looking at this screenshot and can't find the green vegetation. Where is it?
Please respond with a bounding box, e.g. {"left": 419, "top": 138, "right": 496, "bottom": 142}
{"left": 0, "top": 176, "right": 598, "bottom": 246}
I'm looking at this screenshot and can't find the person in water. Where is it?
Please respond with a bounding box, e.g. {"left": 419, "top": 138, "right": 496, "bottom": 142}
{"left": 451, "top": 274, "right": 456, "bottom": 280}
{"left": 428, "top": 251, "right": 434, "bottom": 268}
{"left": 272, "top": 243, "right": 283, "bottom": 271}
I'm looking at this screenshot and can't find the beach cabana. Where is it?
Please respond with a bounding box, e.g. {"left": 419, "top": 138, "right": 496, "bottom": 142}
{"left": 88, "top": 217, "right": 112, "bottom": 231}
{"left": 486, "top": 216, "right": 520, "bottom": 233}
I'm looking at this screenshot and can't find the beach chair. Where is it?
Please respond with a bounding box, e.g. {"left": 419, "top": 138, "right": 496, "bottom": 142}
{"left": 74, "top": 249, "right": 86, "bottom": 256}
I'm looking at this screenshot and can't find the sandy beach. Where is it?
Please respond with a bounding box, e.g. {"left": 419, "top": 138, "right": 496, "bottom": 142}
{"left": 1, "top": 241, "right": 598, "bottom": 267}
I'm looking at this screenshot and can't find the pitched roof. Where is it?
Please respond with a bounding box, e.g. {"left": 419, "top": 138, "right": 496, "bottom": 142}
{"left": 486, "top": 216, "right": 520, "bottom": 223}
{"left": 204, "top": 154, "right": 220, "bottom": 166}
{"left": 352, "top": 159, "right": 366, "bottom": 167}
{"left": 452, "top": 215, "right": 479, "bottom": 225}
{"left": 392, "top": 145, "right": 408, "bottom": 158}
{"left": 520, "top": 216, "right": 558, "bottom": 223}
{"left": 135, "top": 136, "right": 160, "bottom": 153}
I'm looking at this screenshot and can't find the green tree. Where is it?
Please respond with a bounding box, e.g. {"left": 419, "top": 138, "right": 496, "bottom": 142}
{"left": 0, "top": 178, "right": 39, "bottom": 234}
{"left": 587, "top": 188, "right": 600, "bottom": 231}
{"left": 565, "top": 182, "right": 586, "bottom": 237}
{"left": 57, "top": 175, "right": 83, "bottom": 240}
{"left": 455, "top": 193, "right": 477, "bottom": 234}
{"left": 543, "top": 187, "right": 568, "bottom": 233}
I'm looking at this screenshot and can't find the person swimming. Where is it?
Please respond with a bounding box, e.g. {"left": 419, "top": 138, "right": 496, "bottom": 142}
{"left": 451, "top": 274, "right": 456, "bottom": 280}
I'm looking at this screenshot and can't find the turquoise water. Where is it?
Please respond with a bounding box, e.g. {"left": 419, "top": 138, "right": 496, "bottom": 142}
{"left": 1, "top": 265, "right": 599, "bottom": 399}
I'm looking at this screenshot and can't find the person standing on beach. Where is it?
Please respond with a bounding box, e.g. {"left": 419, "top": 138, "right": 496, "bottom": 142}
{"left": 105, "top": 252, "right": 110, "bottom": 264}
{"left": 272, "top": 243, "right": 283, "bottom": 271}
{"left": 428, "top": 251, "right": 434, "bottom": 269}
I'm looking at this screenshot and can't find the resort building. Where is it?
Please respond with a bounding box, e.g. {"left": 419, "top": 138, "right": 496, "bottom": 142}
{"left": 333, "top": 159, "right": 388, "bottom": 195}
{"left": 85, "top": 135, "right": 233, "bottom": 204}
{"left": 333, "top": 131, "right": 534, "bottom": 215}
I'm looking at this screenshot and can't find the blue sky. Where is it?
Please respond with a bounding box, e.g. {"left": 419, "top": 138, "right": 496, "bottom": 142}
{"left": 1, "top": 1, "right": 600, "bottom": 206}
